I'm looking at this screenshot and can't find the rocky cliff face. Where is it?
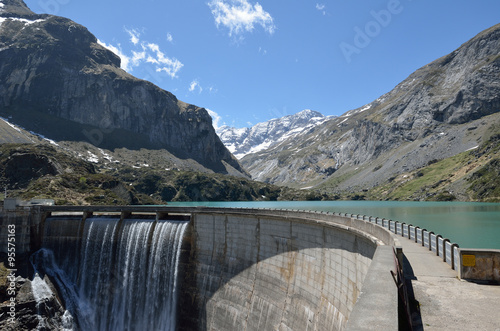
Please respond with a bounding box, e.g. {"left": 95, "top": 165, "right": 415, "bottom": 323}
{"left": 0, "top": 0, "right": 244, "bottom": 175}
{"left": 241, "top": 23, "right": 500, "bottom": 191}
{"left": 217, "top": 109, "right": 334, "bottom": 159}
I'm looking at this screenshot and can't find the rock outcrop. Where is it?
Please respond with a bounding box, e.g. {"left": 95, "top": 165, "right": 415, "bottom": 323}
{"left": 0, "top": 0, "right": 244, "bottom": 175}
{"left": 0, "top": 268, "right": 71, "bottom": 331}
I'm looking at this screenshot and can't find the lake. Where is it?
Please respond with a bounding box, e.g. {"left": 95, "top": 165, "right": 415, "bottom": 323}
{"left": 167, "top": 201, "right": 500, "bottom": 249}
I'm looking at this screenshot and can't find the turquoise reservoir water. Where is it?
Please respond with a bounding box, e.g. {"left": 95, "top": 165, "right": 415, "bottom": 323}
{"left": 167, "top": 201, "right": 500, "bottom": 249}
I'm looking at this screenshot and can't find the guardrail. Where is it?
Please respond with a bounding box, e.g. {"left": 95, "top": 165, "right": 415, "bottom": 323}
{"left": 343, "top": 212, "right": 500, "bottom": 283}
{"left": 341, "top": 213, "right": 461, "bottom": 271}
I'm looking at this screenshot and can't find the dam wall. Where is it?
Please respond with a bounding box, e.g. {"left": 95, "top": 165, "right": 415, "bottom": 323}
{"left": 0, "top": 208, "right": 34, "bottom": 255}
{"left": 177, "top": 209, "right": 398, "bottom": 331}
{"left": 1, "top": 205, "right": 400, "bottom": 330}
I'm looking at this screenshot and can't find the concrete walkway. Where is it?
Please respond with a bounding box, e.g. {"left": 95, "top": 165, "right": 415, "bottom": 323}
{"left": 400, "top": 237, "right": 500, "bottom": 331}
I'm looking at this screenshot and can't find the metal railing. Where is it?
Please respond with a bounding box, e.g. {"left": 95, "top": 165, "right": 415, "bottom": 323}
{"left": 345, "top": 213, "right": 460, "bottom": 271}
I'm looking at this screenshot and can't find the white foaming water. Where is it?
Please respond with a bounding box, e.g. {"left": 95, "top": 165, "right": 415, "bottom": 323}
{"left": 31, "top": 273, "right": 53, "bottom": 302}
{"left": 33, "top": 217, "right": 188, "bottom": 331}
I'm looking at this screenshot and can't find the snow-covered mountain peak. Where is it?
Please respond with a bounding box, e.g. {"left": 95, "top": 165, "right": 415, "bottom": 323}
{"left": 217, "top": 110, "right": 335, "bottom": 159}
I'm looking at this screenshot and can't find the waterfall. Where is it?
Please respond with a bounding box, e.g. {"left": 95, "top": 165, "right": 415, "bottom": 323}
{"left": 32, "top": 217, "right": 189, "bottom": 331}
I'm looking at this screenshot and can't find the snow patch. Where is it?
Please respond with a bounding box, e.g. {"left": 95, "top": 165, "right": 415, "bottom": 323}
{"left": 359, "top": 104, "right": 371, "bottom": 112}
{"left": 337, "top": 118, "right": 348, "bottom": 126}
{"left": 1, "top": 116, "right": 22, "bottom": 132}
{"left": 1, "top": 17, "right": 46, "bottom": 27}
{"left": 342, "top": 104, "right": 371, "bottom": 118}
{"left": 98, "top": 148, "right": 114, "bottom": 162}
{"left": 46, "top": 139, "right": 59, "bottom": 146}
{"left": 28, "top": 127, "right": 60, "bottom": 146}
{"left": 86, "top": 151, "right": 99, "bottom": 163}
{"left": 465, "top": 145, "right": 479, "bottom": 152}
{"left": 132, "top": 163, "right": 150, "bottom": 168}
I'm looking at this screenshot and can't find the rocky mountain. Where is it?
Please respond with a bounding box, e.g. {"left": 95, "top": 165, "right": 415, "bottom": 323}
{"left": 0, "top": 114, "right": 332, "bottom": 203}
{"left": 0, "top": 0, "right": 244, "bottom": 176}
{"left": 240, "top": 23, "right": 500, "bottom": 198}
{"left": 217, "top": 109, "right": 334, "bottom": 159}
{"left": 0, "top": 141, "right": 332, "bottom": 205}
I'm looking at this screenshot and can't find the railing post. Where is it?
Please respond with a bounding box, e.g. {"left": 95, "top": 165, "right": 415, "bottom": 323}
{"left": 428, "top": 231, "right": 434, "bottom": 251}
{"left": 443, "top": 238, "right": 450, "bottom": 262}
{"left": 451, "top": 244, "right": 459, "bottom": 270}
{"left": 436, "top": 235, "right": 442, "bottom": 256}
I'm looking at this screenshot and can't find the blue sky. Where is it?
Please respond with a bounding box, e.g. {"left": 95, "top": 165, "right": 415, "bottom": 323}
{"left": 25, "top": 0, "right": 500, "bottom": 128}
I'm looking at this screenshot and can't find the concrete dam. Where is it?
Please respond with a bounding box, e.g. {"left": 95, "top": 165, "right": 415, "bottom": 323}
{"left": 2, "top": 205, "right": 401, "bottom": 330}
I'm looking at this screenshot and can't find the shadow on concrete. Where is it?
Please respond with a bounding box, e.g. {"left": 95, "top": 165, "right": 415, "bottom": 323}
{"left": 402, "top": 254, "right": 423, "bottom": 331}
{"left": 177, "top": 214, "right": 380, "bottom": 331}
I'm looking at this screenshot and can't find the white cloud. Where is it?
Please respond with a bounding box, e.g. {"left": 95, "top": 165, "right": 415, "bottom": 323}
{"left": 167, "top": 32, "right": 173, "bottom": 43}
{"left": 98, "top": 30, "right": 183, "bottom": 79}
{"left": 208, "top": 0, "right": 276, "bottom": 37}
{"left": 126, "top": 28, "right": 141, "bottom": 45}
{"left": 316, "top": 3, "right": 327, "bottom": 15}
{"left": 189, "top": 79, "right": 203, "bottom": 93}
{"left": 207, "top": 109, "right": 223, "bottom": 130}
{"left": 97, "top": 40, "right": 132, "bottom": 71}
{"left": 131, "top": 50, "right": 146, "bottom": 66}
{"left": 147, "top": 43, "right": 160, "bottom": 53}
{"left": 156, "top": 63, "right": 183, "bottom": 78}
{"left": 146, "top": 43, "right": 183, "bottom": 78}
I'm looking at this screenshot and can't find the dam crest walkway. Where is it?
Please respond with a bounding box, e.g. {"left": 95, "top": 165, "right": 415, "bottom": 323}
{"left": 400, "top": 236, "right": 500, "bottom": 331}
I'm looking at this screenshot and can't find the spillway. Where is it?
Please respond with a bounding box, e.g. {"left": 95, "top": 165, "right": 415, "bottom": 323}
{"left": 31, "top": 216, "right": 188, "bottom": 331}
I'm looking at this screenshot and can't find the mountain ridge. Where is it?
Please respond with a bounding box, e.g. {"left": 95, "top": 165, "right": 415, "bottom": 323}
{"left": 239, "top": 23, "right": 500, "bottom": 198}
{"left": 217, "top": 109, "right": 334, "bottom": 159}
